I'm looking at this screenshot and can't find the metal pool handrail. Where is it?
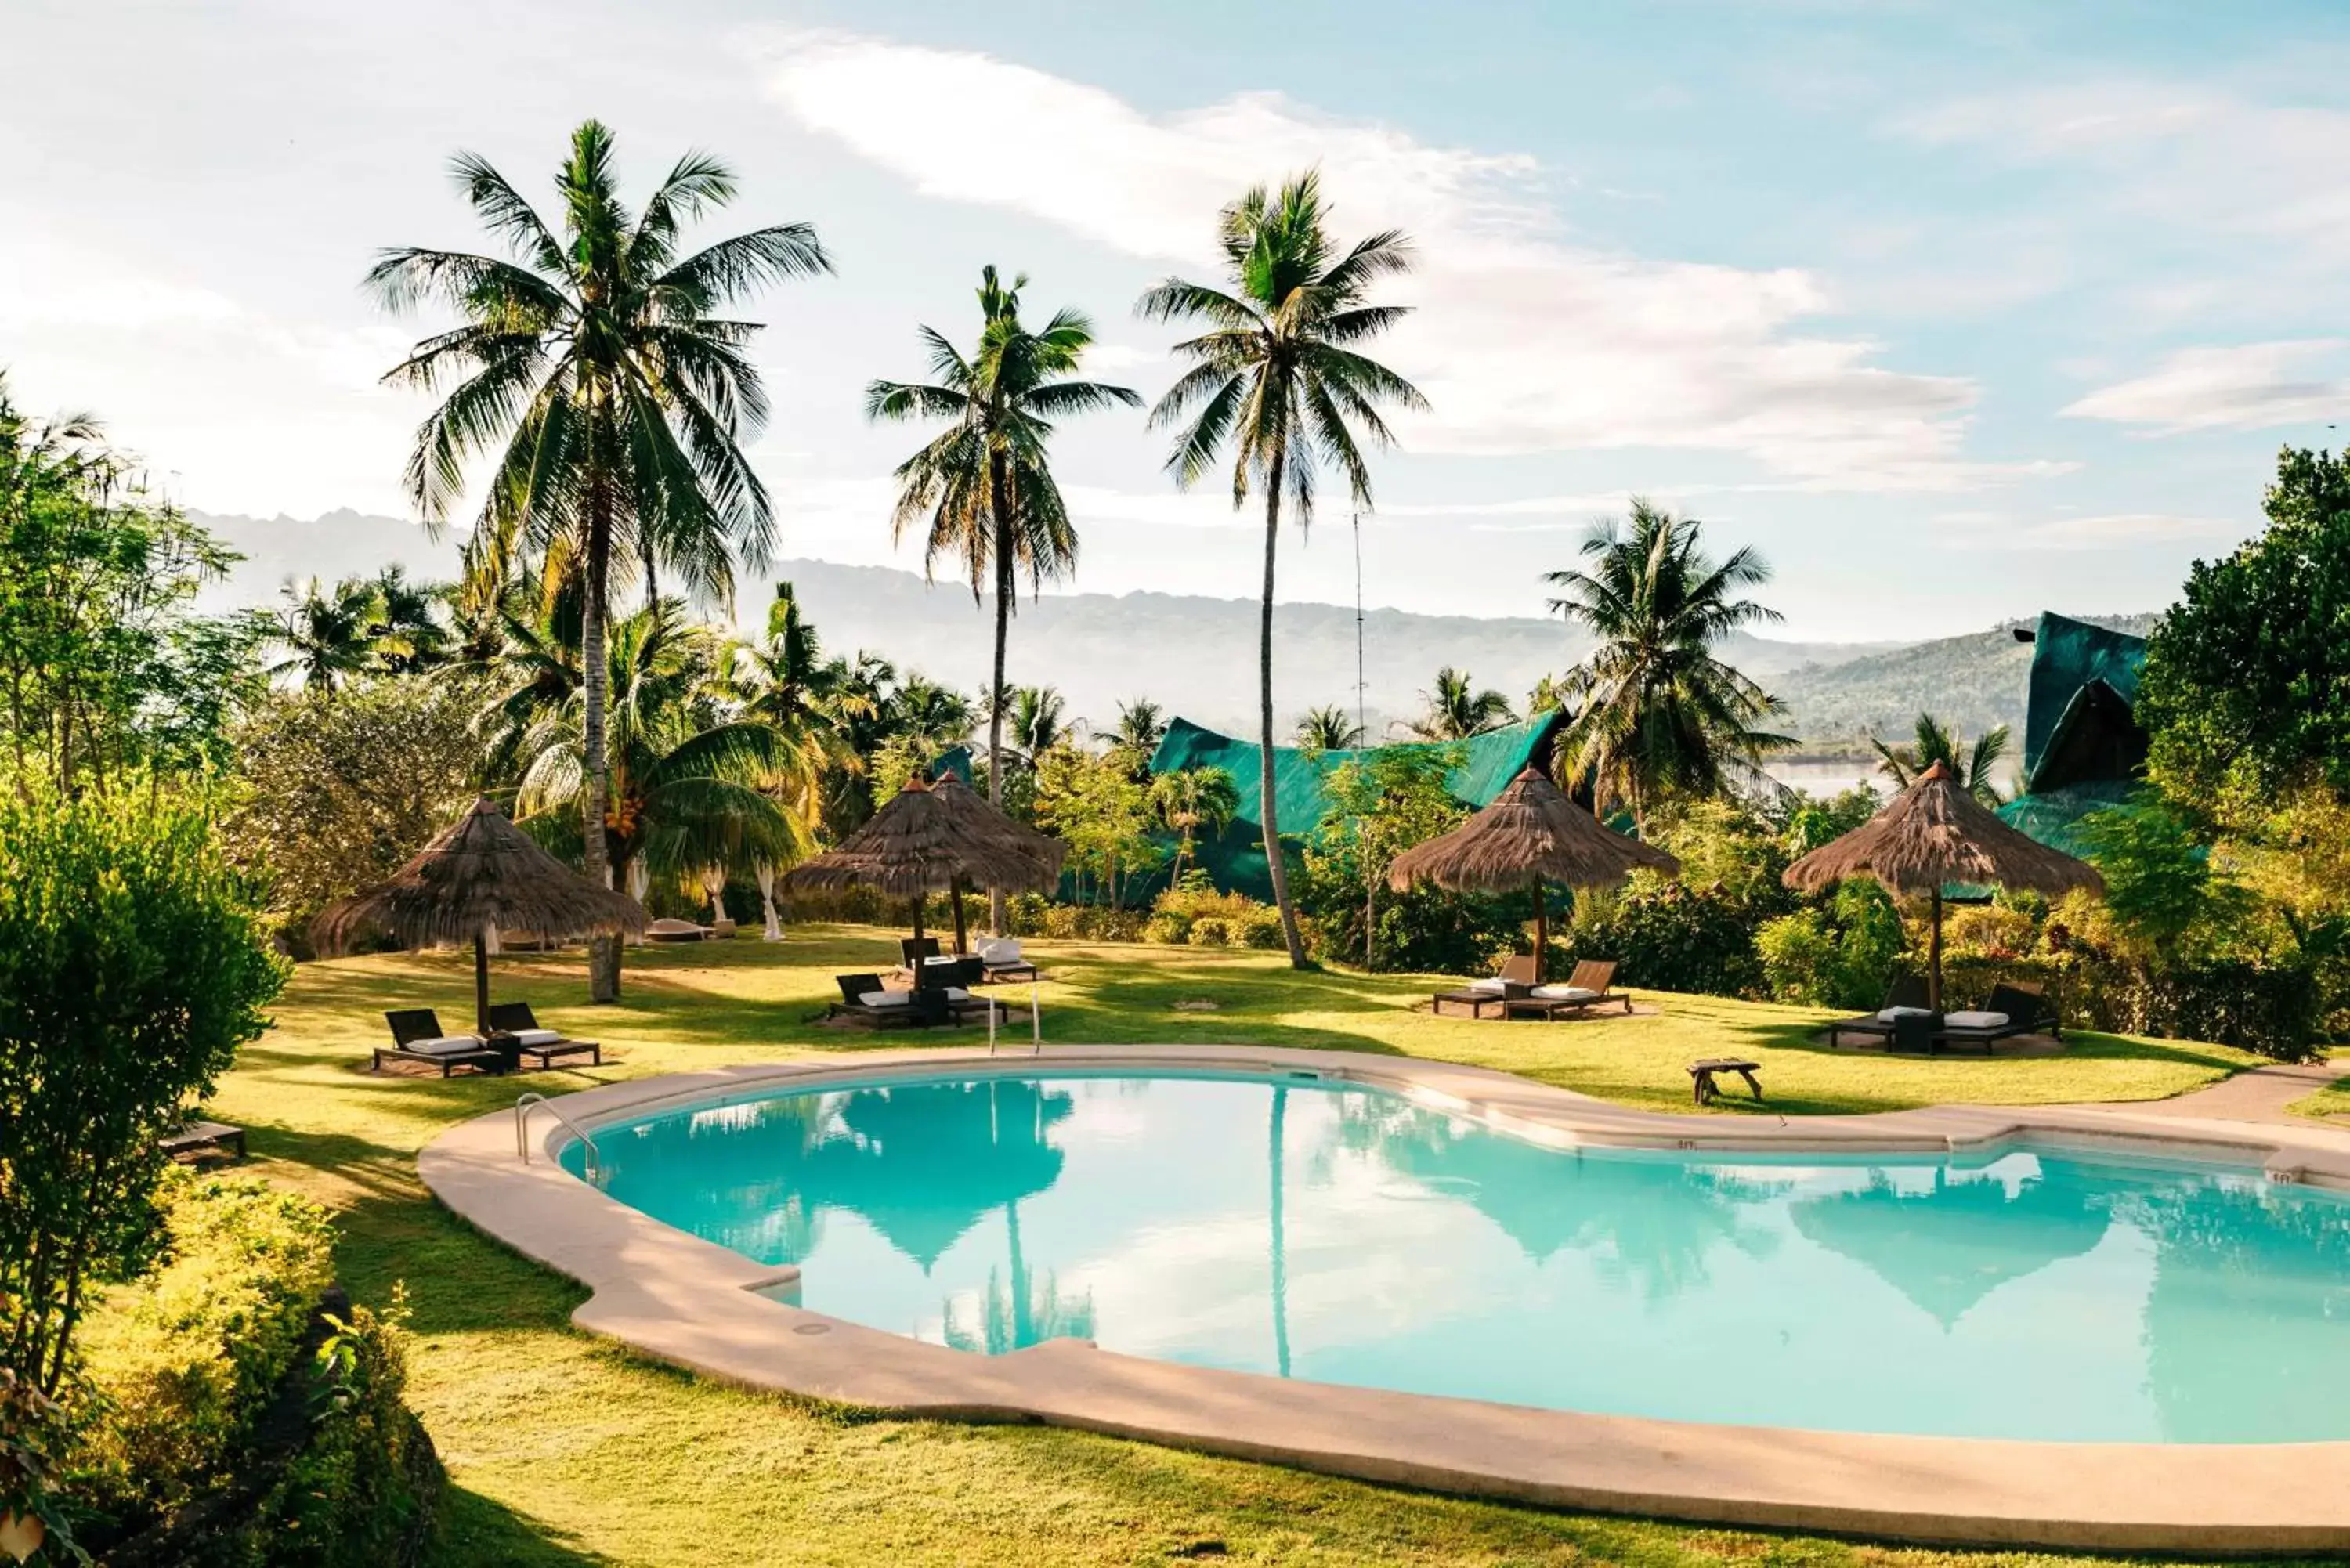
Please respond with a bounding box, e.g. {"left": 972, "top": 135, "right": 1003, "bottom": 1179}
{"left": 515, "top": 1092, "right": 601, "bottom": 1179}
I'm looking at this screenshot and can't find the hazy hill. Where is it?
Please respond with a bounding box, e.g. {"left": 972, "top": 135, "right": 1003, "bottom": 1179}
{"left": 186, "top": 507, "right": 2149, "bottom": 746}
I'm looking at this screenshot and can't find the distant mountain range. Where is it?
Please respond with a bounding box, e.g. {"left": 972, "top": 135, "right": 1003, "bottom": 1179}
{"left": 188, "top": 508, "right": 2153, "bottom": 750}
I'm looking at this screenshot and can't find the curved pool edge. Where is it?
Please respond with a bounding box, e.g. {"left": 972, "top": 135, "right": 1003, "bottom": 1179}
{"left": 419, "top": 1043, "right": 2350, "bottom": 1552}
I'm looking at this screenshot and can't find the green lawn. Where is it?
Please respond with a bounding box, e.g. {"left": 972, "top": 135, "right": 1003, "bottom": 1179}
{"left": 214, "top": 929, "right": 2278, "bottom": 1567}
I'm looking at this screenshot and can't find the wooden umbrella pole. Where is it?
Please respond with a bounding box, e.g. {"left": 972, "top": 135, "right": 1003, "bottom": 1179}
{"left": 473, "top": 930, "right": 492, "bottom": 1035}
{"left": 951, "top": 876, "right": 969, "bottom": 956}
{"left": 911, "top": 893, "right": 925, "bottom": 944}
{"left": 1531, "top": 876, "right": 1546, "bottom": 985}
{"left": 1928, "top": 886, "right": 1944, "bottom": 1013}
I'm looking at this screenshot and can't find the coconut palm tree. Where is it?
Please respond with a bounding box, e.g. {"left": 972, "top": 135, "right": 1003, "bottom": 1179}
{"left": 1111, "top": 698, "right": 1168, "bottom": 758}
{"left": 1000, "top": 685, "right": 1068, "bottom": 764}
{"left": 1545, "top": 500, "right": 1793, "bottom": 829}
{"left": 1405, "top": 667, "right": 1513, "bottom": 741}
{"left": 1524, "top": 673, "right": 1572, "bottom": 718}
{"left": 867, "top": 266, "right": 1139, "bottom": 932}
{"left": 1140, "top": 172, "right": 1426, "bottom": 966}
{"left": 1150, "top": 765, "right": 1240, "bottom": 882}
{"left": 368, "top": 119, "right": 830, "bottom": 999}
{"left": 504, "top": 598, "right": 808, "bottom": 901}
{"left": 1295, "top": 704, "right": 1365, "bottom": 751}
{"left": 727, "top": 580, "right": 851, "bottom": 829}
{"left": 269, "top": 576, "right": 381, "bottom": 692}
{"left": 367, "top": 565, "right": 454, "bottom": 674}
{"left": 1872, "top": 714, "right": 2012, "bottom": 806}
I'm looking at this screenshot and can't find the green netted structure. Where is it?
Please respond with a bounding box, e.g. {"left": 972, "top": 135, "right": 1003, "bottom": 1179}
{"left": 1134, "top": 713, "right": 1564, "bottom": 905}
{"left": 1995, "top": 612, "right": 2149, "bottom": 853}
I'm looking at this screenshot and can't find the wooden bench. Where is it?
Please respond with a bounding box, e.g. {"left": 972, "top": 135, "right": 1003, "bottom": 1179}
{"left": 162, "top": 1119, "right": 247, "bottom": 1162}
{"left": 1687, "top": 1058, "right": 1762, "bottom": 1106}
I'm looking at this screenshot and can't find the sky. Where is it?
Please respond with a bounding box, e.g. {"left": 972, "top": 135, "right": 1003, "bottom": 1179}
{"left": 6, "top": 0, "right": 2348, "bottom": 640}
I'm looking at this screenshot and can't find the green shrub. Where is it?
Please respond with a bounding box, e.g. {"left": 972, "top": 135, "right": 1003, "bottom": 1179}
{"left": 1143, "top": 912, "right": 1191, "bottom": 945}
{"left": 0, "top": 781, "right": 287, "bottom": 1398}
{"left": 1187, "top": 917, "right": 1231, "bottom": 948}
{"left": 1756, "top": 882, "right": 1906, "bottom": 1010}
{"left": 1564, "top": 880, "right": 1763, "bottom": 999}
{"left": 1233, "top": 908, "right": 1288, "bottom": 949}
{"left": 67, "top": 1170, "right": 337, "bottom": 1527}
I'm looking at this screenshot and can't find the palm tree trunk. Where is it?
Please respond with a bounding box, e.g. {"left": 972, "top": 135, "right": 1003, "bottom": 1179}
{"left": 584, "top": 458, "right": 621, "bottom": 1003}
{"left": 1259, "top": 457, "right": 1307, "bottom": 966}
{"left": 987, "top": 453, "right": 1014, "bottom": 937}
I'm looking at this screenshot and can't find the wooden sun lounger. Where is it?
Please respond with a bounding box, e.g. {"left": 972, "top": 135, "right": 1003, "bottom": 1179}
{"left": 1432, "top": 955, "right": 1538, "bottom": 1018}
{"left": 1822, "top": 976, "right": 1932, "bottom": 1047}
{"left": 1502, "top": 959, "right": 1631, "bottom": 1021}
{"left": 1933, "top": 983, "right": 2061, "bottom": 1053}
{"left": 486, "top": 1002, "right": 604, "bottom": 1068}
{"left": 376, "top": 1009, "right": 512, "bottom": 1077}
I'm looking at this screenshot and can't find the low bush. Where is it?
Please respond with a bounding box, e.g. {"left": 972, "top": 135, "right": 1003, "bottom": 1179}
{"left": 1757, "top": 882, "right": 1907, "bottom": 1010}
{"left": 1564, "top": 880, "right": 1765, "bottom": 999}
{"left": 60, "top": 1173, "right": 439, "bottom": 1563}
{"left": 1186, "top": 917, "right": 1231, "bottom": 948}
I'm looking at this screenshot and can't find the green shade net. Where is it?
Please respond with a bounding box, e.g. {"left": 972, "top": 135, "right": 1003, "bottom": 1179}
{"left": 931, "top": 745, "right": 974, "bottom": 786}
{"left": 1129, "top": 713, "right": 1564, "bottom": 904}
{"left": 2021, "top": 612, "right": 2147, "bottom": 791}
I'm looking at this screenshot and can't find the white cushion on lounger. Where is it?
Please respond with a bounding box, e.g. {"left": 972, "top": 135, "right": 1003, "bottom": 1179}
{"left": 509, "top": 1028, "right": 562, "bottom": 1046}
{"left": 1529, "top": 985, "right": 1600, "bottom": 1002}
{"left": 980, "top": 938, "right": 1023, "bottom": 964}
{"left": 1876, "top": 1006, "right": 1932, "bottom": 1021}
{"left": 1944, "top": 1010, "right": 2009, "bottom": 1029}
{"left": 1466, "top": 977, "right": 1509, "bottom": 993}
{"left": 407, "top": 1035, "right": 483, "bottom": 1056}
{"left": 859, "top": 991, "right": 911, "bottom": 1008}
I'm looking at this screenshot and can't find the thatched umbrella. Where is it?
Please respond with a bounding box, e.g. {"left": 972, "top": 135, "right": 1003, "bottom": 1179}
{"left": 313, "top": 797, "right": 649, "bottom": 1031}
{"left": 1782, "top": 759, "right": 2104, "bottom": 1009}
{"left": 1386, "top": 767, "right": 1682, "bottom": 982}
{"left": 783, "top": 776, "right": 1065, "bottom": 954}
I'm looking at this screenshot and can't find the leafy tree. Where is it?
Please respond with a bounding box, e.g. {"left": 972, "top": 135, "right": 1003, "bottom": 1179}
{"left": 867, "top": 266, "right": 1137, "bottom": 930}
{"left": 2138, "top": 447, "right": 2350, "bottom": 821}
{"left": 1294, "top": 704, "right": 1365, "bottom": 751}
{"left": 370, "top": 119, "right": 829, "bottom": 999}
{"left": 1405, "top": 666, "right": 1513, "bottom": 741}
{"left": 1870, "top": 712, "right": 2009, "bottom": 805}
{"left": 1141, "top": 171, "right": 1427, "bottom": 966}
{"left": 1298, "top": 745, "right": 1520, "bottom": 972}
{"left": 1757, "top": 880, "right": 1907, "bottom": 1010}
{"left": 0, "top": 782, "right": 286, "bottom": 1397}
{"left": 221, "top": 677, "right": 484, "bottom": 943}
{"left": 0, "top": 381, "right": 256, "bottom": 789}
{"left": 1149, "top": 765, "right": 1240, "bottom": 881}
{"left": 2078, "top": 796, "right": 2254, "bottom": 956}
{"left": 1524, "top": 672, "right": 1571, "bottom": 717}
{"left": 1545, "top": 500, "right": 1793, "bottom": 828}
{"left": 1034, "top": 745, "right": 1164, "bottom": 907}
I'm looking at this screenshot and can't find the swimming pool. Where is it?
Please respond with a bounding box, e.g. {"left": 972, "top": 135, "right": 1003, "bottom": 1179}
{"left": 567, "top": 1068, "right": 2350, "bottom": 1443}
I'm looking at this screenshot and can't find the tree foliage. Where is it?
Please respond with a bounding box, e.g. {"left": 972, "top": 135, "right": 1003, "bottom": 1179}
{"left": 220, "top": 677, "right": 484, "bottom": 941}
{"left": 1869, "top": 712, "right": 2011, "bottom": 805}
{"left": 2138, "top": 446, "right": 2350, "bottom": 818}
{"left": 1403, "top": 667, "right": 1514, "bottom": 741}
{"left": 0, "top": 783, "right": 285, "bottom": 1398}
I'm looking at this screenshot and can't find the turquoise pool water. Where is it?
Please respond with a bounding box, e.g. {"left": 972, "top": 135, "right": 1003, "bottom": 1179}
{"left": 569, "top": 1070, "right": 2350, "bottom": 1442}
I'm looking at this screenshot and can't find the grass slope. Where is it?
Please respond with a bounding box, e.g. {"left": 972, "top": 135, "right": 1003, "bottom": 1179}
{"left": 213, "top": 930, "right": 2269, "bottom": 1566}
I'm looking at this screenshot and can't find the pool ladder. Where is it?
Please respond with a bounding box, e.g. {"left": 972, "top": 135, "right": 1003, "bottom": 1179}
{"left": 515, "top": 1092, "right": 602, "bottom": 1181}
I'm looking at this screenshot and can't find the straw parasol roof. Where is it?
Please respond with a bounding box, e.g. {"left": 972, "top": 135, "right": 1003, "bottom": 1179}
{"left": 313, "top": 796, "right": 648, "bottom": 952}
{"left": 783, "top": 777, "right": 1065, "bottom": 899}
{"left": 1387, "top": 767, "right": 1681, "bottom": 894}
{"left": 1782, "top": 761, "right": 2106, "bottom": 899}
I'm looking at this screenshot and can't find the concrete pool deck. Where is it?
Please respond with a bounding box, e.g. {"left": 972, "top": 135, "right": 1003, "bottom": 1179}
{"left": 422, "top": 1045, "right": 2350, "bottom": 1552}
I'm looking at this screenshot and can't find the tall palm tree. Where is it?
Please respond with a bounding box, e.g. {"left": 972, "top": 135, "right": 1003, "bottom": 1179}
{"left": 1140, "top": 172, "right": 1426, "bottom": 966}
{"left": 367, "top": 565, "right": 453, "bottom": 674}
{"left": 1405, "top": 667, "right": 1514, "bottom": 741}
{"left": 369, "top": 119, "right": 830, "bottom": 999}
{"left": 1002, "top": 685, "right": 1068, "bottom": 763}
{"left": 1295, "top": 704, "right": 1365, "bottom": 751}
{"left": 1150, "top": 765, "right": 1240, "bottom": 881}
{"left": 727, "top": 580, "right": 849, "bottom": 829}
{"left": 269, "top": 576, "right": 381, "bottom": 692}
{"left": 1111, "top": 697, "right": 1168, "bottom": 759}
{"left": 1524, "top": 672, "right": 1572, "bottom": 717}
{"left": 1545, "top": 500, "right": 1793, "bottom": 829}
{"left": 867, "top": 266, "right": 1139, "bottom": 933}
{"left": 1872, "top": 713, "right": 2011, "bottom": 806}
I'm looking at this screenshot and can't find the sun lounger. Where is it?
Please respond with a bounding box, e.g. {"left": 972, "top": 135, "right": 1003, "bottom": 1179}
{"left": 1432, "top": 954, "right": 1538, "bottom": 1018}
{"left": 375, "top": 1010, "right": 511, "bottom": 1076}
{"left": 1822, "top": 976, "right": 1932, "bottom": 1048}
{"left": 1503, "top": 959, "right": 1631, "bottom": 1021}
{"left": 827, "top": 974, "right": 949, "bottom": 1029}
{"left": 485, "top": 1002, "right": 603, "bottom": 1068}
{"left": 976, "top": 937, "right": 1039, "bottom": 983}
{"left": 901, "top": 935, "right": 942, "bottom": 966}
{"left": 1935, "top": 983, "right": 2060, "bottom": 1053}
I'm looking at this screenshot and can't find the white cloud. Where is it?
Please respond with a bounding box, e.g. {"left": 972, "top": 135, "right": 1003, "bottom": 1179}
{"left": 759, "top": 32, "right": 2029, "bottom": 493}
{"left": 1932, "top": 510, "right": 2249, "bottom": 552}
{"left": 2063, "top": 341, "right": 2350, "bottom": 434}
